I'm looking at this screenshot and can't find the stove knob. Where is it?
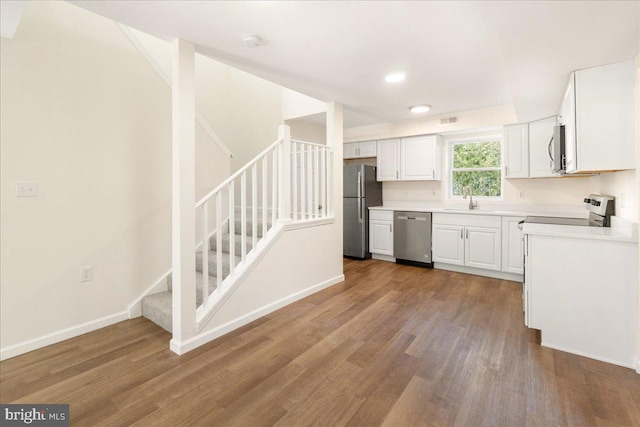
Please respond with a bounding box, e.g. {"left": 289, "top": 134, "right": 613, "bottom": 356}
{"left": 595, "top": 201, "right": 601, "bottom": 206}
{"left": 584, "top": 198, "right": 591, "bottom": 204}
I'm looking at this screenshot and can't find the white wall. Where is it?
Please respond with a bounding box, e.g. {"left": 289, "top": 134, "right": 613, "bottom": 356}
{"left": 282, "top": 88, "right": 327, "bottom": 122}
{"left": 344, "top": 104, "right": 518, "bottom": 142}
{"left": 0, "top": 1, "right": 228, "bottom": 351}
{"left": 130, "top": 28, "right": 286, "bottom": 173}
{"left": 286, "top": 117, "right": 327, "bottom": 144}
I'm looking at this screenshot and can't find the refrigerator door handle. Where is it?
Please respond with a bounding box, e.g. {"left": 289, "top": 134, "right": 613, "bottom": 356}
{"left": 357, "top": 171, "right": 362, "bottom": 199}
{"left": 358, "top": 197, "right": 363, "bottom": 223}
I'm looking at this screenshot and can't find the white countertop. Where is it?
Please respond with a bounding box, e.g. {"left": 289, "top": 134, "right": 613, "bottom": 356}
{"left": 369, "top": 204, "right": 586, "bottom": 219}
{"left": 522, "top": 218, "right": 638, "bottom": 243}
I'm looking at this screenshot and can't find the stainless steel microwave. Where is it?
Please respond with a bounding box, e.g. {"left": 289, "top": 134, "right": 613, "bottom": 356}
{"left": 551, "top": 125, "right": 565, "bottom": 173}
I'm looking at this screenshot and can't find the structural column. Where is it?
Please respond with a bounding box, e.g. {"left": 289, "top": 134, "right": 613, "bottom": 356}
{"left": 170, "top": 39, "right": 196, "bottom": 352}
{"left": 326, "top": 102, "right": 344, "bottom": 273}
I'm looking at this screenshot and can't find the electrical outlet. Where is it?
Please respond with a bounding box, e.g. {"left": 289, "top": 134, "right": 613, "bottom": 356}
{"left": 16, "top": 182, "right": 38, "bottom": 197}
{"left": 81, "top": 266, "right": 93, "bottom": 282}
{"left": 404, "top": 191, "right": 409, "bottom": 199}
{"left": 515, "top": 192, "right": 525, "bottom": 200}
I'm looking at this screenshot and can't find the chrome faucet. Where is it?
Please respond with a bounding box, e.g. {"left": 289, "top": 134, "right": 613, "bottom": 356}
{"left": 463, "top": 186, "right": 477, "bottom": 210}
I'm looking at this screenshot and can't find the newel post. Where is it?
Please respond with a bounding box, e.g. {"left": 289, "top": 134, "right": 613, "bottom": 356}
{"left": 278, "top": 125, "right": 291, "bottom": 221}
{"left": 170, "top": 39, "right": 197, "bottom": 353}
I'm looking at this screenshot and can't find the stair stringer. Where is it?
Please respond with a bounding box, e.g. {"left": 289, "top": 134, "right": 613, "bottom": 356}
{"left": 170, "top": 217, "right": 343, "bottom": 356}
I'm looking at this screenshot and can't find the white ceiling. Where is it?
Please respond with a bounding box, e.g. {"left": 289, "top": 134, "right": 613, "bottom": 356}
{"left": 71, "top": 1, "right": 639, "bottom": 127}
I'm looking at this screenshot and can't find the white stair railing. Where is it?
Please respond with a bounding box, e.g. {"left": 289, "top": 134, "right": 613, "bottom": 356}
{"left": 291, "top": 140, "right": 333, "bottom": 221}
{"left": 193, "top": 125, "right": 333, "bottom": 326}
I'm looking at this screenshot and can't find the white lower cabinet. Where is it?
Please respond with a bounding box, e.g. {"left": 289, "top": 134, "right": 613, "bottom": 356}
{"left": 369, "top": 210, "right": 394, "bottom": 256}
{"left": 465, "top": 226, "right": 501, "bottom": 271}
{"left": 432, "top": 214, "right": 502, "bottom": 272}
{"left": 432, "top": 225, "right": 464, "bottom": 265}
{"left": 501, "top": 216, "right": 525, "bottom": 274}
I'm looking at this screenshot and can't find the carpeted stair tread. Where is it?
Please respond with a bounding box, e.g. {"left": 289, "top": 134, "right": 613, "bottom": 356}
{"left": 196, "top": 250, "right": 240, "bottom": 280}
{"left": 233, "top": 217, "right": 271, "bottom": 238}
{"left": 141, "top": 291, "right": 173, "bottom": 332}
{"left": 142, "top": 217, "right": 268, "bottom": 333}
{"left": 143, "top": 271, "right": 218, "bottom": 333}
{"left": 209, "top": 233, "right": 254, "bottom": 256}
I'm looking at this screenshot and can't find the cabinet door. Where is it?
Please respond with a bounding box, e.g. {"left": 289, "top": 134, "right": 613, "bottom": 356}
{"left": 529, "top": 116, "right": 558, "bottom": 178}
{"left": 465, "top": 226, "right": 501, "bottom": 271}
{"left": 400, "top": 136, "right": 438, "bottom": 180}
{"left": 503, "top": 124, "right": 529, "bottom": 178}
{"left": 574, "top": 60, "right": 636, "bottom": 172}
{"left": 432, "top": 224, "right": 464, "bottom": 265}
{"left": 369, "top": 220, "right": 393, "bottom": 256}
{"left": 501, "top": 217, "right": 524, "bottom": 274}
{"left": 376, "top": 139, "right": 400, "bottom": 181}
{"left": 358, "top": 141, "right": 377, "bottom": 157}
{"left": 560, "top": 74, "right": 577, "bottom": 173}
{"left": 343, "top": 143, "right": 358, "bottom": 159}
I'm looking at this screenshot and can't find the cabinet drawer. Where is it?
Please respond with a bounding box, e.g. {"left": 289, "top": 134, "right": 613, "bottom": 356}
{"left": 369, "top": 209, "right": 394, "bottom": 221}
{"left": 432, "top": 213, "right": 501, "bottom": 228}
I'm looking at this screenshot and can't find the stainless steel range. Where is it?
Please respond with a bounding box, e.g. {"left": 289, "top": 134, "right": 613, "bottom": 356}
{"left": 524, "top": 194, "right": 615, "bottom": 227}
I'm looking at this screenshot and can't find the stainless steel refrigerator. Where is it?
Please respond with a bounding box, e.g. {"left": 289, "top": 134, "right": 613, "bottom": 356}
{"left": 343, "top": 164, "right": 383, "bottom": 259}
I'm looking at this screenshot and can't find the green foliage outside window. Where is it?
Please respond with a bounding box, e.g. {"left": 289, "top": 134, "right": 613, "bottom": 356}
{"left": 451, "top": 141, "right": 502, "bottom": 197}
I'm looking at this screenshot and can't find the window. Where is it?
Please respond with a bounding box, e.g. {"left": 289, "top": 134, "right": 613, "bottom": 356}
{"left": 449, "top": 138, "right": 502, "bottom": 198}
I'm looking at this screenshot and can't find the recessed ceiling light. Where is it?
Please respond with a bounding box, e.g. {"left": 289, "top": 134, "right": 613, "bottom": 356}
{"left": 385, "top": 72, "right": 406, "bottom": 83}
{"left": 410, "top": 105, "right": 431, "bottom": 114}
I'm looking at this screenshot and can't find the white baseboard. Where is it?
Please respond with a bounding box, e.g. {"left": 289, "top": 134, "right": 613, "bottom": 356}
{"left": 541, "top": 341, "right": 636, "bottom": 371}
{"left": 127, "top": 269, "right": 171, "bottom": 319}
{"left": 0, "top": 311, "right": 129, "bottom": 361}
{"left": 434, "top": 263, "right": 523, "bottom": 282}
{"left": 170, "top": 274, "right": 345, "bottom": 355}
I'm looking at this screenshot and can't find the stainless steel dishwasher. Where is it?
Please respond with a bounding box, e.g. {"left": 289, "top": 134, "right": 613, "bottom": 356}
{"left": 393, "top": 211, "right": 433, "bottom": 267}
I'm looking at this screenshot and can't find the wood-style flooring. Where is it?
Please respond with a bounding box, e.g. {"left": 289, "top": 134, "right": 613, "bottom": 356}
{"left": 1, "top": 259, "right": 639, "bottom": 426}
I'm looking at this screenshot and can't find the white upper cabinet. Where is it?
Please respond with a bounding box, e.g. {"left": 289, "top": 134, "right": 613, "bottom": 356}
{"left": 560, "top": 60, "right": 636, "bottom": 173}
{"left": 343, "top": 140, "right": 377, "bottom": 159}
{"left": 376, "top": 139, "right": 401, "bottom": 180}
{"left": 376, "top": 135, "right": 441, "bottom": 181}
{"left": 503, "top": 123, "right": 529, "bottom": 179}
{"left": 529, "top": 116, "right": 558, "bottom": 178}
{"left": 400, "top": 135, "right": 442, "bottom": 181}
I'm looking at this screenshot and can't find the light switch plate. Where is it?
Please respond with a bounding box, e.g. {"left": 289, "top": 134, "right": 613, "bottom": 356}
{"left": 16, "top": 182, "right": 37, "bottom": 197}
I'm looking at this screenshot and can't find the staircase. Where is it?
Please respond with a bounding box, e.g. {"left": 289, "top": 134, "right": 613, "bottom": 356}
{"left": 138, "top": 126, "right": 334, "bottom": 340}
{"left": 141, "top": 216, "right": 270, "bottom": 332}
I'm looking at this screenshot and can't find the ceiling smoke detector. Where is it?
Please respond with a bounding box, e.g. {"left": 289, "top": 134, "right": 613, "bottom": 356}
{"left": 243, "top": 34, "right": 263, "bottom": 48}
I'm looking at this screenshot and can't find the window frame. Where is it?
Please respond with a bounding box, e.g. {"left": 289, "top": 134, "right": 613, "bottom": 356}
{"left": 448, "top": 135, "right": 503, "bottom": 200}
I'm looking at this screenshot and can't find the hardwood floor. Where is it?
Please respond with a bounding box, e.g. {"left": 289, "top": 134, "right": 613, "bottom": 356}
{"left": 2, "top": 259, "right": 639, "bottom": 426}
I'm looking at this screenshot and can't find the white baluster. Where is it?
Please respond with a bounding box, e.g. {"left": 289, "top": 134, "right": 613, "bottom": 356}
{"left": 262, "top": 156, "right": 267, "bottom": 239}
{"left": 314, "top": 146, "right": 320, "bottom": 218}
{"left": 321, "top": 147, "right": 326, "bottom": 218}
{"left": 241, "top": 171, "right": 247, "bottom": 262}
{"left": 300, "top": 146, "right": 306, "bottom": 220}
{"left": 202, "top": 202, "right": 209, "bottom": 308}
{"left": 292, "top": 142, "right": 298, "bottom": 221}
{"left": 215, "top": 192, "right": 222, "bottom": 290}
{"left": 327, "top": 151, "right": 333, "bottom": 215}
{"left": 307, "top": 146, "right": 312, "bottom": 217}
{"left": 252, "top": 163, "right": 258, "bottom": 251}
{"left": 272, "top": 146, "right": 277, "bottom": 227}
{"left": 228, "top": 181, "right": 235, "bottom": 276}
